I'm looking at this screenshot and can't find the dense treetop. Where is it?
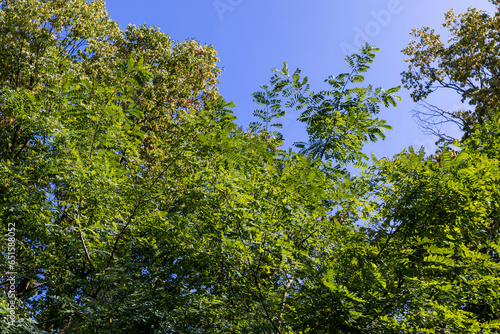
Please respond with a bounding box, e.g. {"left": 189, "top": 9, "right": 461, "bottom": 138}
{"left": 1, "top": 1, "right": 499, "bottom": 333}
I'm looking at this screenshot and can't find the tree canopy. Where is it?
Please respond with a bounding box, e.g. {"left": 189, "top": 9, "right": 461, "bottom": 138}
{"left": 402, "top": 0, "right": 500, "bottom": 141}
{"left": 1, "top": 1, "right": 499, "bottom": 333}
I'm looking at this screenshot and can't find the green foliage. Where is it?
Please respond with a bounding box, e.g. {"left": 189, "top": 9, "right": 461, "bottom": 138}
{"left": 402, "top": 0, "right": 500, "bottom": 141}
{"left": 250, "top": 62, "right": 309, "bottom": 149}
{"left": 336, "top": 116, "right": 500, "bottom": 332}
{"left": 258, "top": 44, "right": 400, "bottom": 166}
{"left": 1, "top": 1, "right": 499, "bottom": 333}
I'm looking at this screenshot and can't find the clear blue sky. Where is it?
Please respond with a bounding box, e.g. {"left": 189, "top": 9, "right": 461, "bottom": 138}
{"left": 104, "top": 0, "right": 495, "bottom": 159}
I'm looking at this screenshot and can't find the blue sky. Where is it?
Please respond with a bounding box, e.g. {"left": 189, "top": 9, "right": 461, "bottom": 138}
{"left": 104, "top": 0, "right": 495, "bottom": 159}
